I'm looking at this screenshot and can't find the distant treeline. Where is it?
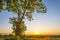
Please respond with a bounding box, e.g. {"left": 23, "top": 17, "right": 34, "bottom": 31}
{"left": 0, "top": 34, "right": 60, "bottom": 38}
{"left": 23, "top": 35, "right": 60, "bottom": 38}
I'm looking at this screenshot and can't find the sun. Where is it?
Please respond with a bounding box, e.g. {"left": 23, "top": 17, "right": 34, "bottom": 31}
{"left": 34, "top": 31, "right": 40, "bottom": 35}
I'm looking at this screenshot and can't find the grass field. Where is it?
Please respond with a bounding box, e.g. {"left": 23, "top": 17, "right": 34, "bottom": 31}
{"left": 0, "top": 37, "right": 60, "bottom": 40}
{"left": 0, "top": 35, "right": 60, "bottom": 40}
{"left": 23, "top": 35, "right": 60, "bottom": 40}
{"left": 23, "top": 37, "right": 60, "bottom": 40}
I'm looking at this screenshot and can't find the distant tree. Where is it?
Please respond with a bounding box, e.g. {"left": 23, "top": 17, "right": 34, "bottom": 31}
{"left": 0, "top": 0, "right": 47, "bottom": 40}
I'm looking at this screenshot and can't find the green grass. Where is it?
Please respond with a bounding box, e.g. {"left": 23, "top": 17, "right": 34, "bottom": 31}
{"left": 0, "top": 38, "right": 60, "bottom": 40}
{"left": 23, "top": 37, "right": 60, "bottom": 40}
{"left": 0, "top": 35, "right": 60, "bottom": 40}
{"left": 0, "top": 38, "right": 4, "bottom": 40}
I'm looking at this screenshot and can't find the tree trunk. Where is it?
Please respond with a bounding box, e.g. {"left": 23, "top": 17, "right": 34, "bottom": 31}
{"left": 16, "top": 10, "right": 26, "bottom": 40}
{"left": 15, "top": 13, "right": 21, "bottom": 40}
{"left": 15, "top": 35, "right": 21, "bottom": 40}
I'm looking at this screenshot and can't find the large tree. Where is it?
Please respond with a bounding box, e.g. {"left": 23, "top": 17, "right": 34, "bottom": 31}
{"left": 0, "top": 0, "right": 47, "bottom": 40}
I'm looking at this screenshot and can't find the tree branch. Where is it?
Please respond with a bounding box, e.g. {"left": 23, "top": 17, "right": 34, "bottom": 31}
{"left": 19, "top": 9, "right": 26, "bottom": 23}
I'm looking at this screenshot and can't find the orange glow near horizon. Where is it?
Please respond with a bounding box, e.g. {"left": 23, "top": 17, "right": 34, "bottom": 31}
{"left": 0, "top": 30, "right": 60, "bottom": 35}
{"left": 24, "top": 31, "right": 60, "bottom": 35}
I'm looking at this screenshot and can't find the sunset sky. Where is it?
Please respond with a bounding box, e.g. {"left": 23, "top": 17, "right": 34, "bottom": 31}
{"left": 0, "top": 0, "right": 60, "bottom": 35}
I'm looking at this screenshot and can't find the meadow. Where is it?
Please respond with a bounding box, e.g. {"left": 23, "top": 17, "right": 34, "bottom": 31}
{"left": 23, "top": 35, "right": 60, "bottom": 40}
{"left": 24, "top": 38, "right": 60, "bottom": 40}
{"left": 0, "top": 35, "right": 60, "bottom": 40}
{"left": 0, "top": 37, "right": 60, "bottom": 40}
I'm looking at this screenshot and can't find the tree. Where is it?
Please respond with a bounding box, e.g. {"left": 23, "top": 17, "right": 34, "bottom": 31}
{"left": 0, "top": 0, "right": 47, "bottom": 40}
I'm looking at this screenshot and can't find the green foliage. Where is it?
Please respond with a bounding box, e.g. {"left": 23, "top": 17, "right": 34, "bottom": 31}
{"left": 9, "top": 17, "right": 27, "bottom": 36}
{"left": 0, "top": 0, "right": 47, "bottom": 40}
{"left": 1, "top": 0, "right": 46, "bottom": 19}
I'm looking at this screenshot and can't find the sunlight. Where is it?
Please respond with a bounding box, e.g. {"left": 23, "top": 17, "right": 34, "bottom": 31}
{"left": 34, "top": 31, "right": 40, "bottom": 35}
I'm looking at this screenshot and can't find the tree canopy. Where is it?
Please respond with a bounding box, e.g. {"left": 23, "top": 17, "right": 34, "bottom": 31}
{"left": 0, "top": 0, "right": 47, "bottom": 40}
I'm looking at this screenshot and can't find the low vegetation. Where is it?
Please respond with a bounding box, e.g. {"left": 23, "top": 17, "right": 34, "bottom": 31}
{"left": 0, "top": 35, "right": 60, "bottom": 40}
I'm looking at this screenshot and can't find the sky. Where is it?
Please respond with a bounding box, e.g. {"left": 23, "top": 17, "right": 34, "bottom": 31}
{"left": 0, "top": 0, "right": 60, "bottom": 35}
